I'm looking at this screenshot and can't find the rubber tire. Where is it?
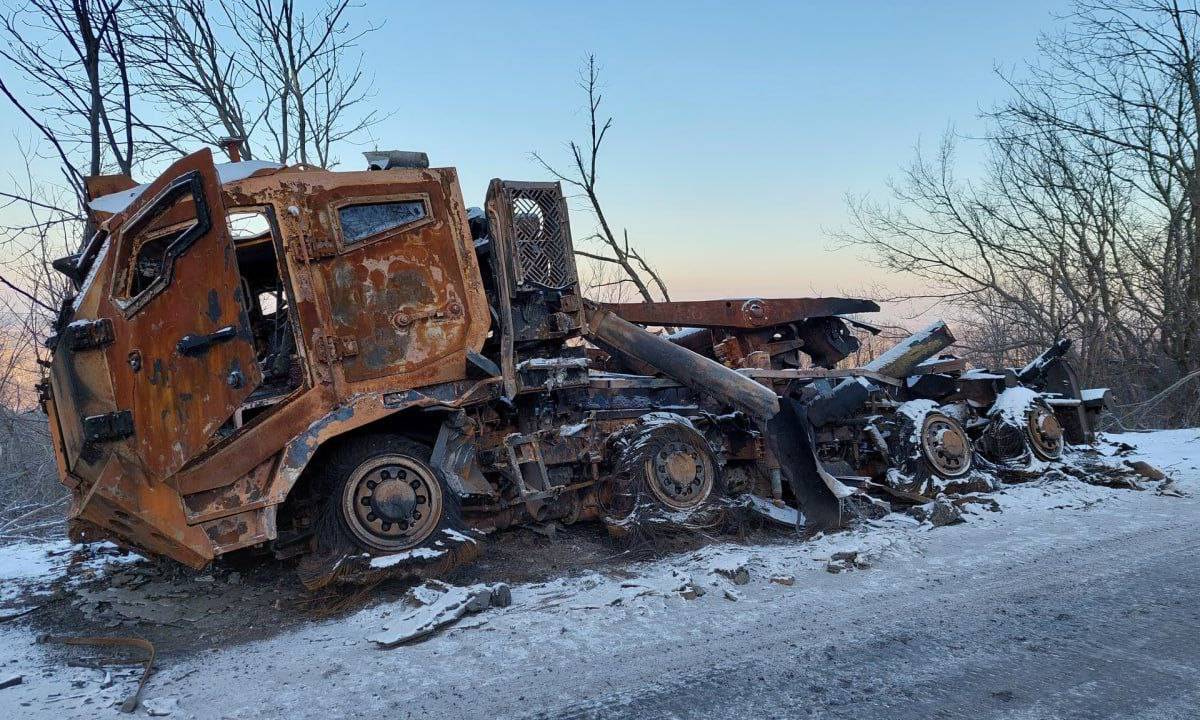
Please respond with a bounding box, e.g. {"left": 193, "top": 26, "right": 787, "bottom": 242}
{"left": 604, "top": 418, "right": 725, "bottom": 529}
{"left": 979, "top": 396, "right": 1063, "bottom": 469}
{"left": 887, "top": 411, "right": 978, "bottom": 496}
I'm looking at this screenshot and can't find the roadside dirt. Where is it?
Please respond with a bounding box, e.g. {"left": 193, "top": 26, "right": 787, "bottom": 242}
{"left": 9, "top": 518, "right": 779, "bottom": 661}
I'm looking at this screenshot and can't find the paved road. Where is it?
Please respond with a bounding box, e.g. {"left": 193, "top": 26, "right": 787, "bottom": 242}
{"left": 533, "top": 504, "right": 1199, "bottom": 720}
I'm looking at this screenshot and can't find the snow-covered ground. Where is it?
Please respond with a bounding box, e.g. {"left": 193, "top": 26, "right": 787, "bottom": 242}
{"left": 1, "top": 430, "right": 1197, "bottom": 719}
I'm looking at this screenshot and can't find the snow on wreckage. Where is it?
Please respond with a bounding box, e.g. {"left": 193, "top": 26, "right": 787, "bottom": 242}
{"left": 37, "top": 144, "right": 1134, "bottom": 597}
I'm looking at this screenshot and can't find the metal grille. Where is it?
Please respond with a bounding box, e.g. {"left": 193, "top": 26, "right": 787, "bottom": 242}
{"left": 506, "top": 186, "right": 576, "bottom": 290}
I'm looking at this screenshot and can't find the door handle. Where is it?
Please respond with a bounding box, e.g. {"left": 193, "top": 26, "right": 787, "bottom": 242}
{"left": 177, "top": 325, "right": 237, "bottom": 356}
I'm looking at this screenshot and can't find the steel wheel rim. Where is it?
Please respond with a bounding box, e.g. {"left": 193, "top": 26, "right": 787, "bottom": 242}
{"left": 341, "top": 454, "right": 443, "bottom": 552}
{"left": 920, "top": 413, "right": 973, "bottom": 478}
{"left": 1026, "top": 405, "right": 1064, "bottom": 461}
{"left": 644, "top": 440, "right": 714, "bottom": 511}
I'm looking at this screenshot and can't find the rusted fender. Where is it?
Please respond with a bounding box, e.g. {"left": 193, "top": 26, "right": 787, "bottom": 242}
{"left": 264, "top": 379, "right": 502, "bottom": 503}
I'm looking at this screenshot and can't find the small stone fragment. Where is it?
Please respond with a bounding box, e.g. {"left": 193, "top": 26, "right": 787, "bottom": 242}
{"left": 0, "top": 674, "right": 22, "bottom": 689}
{"left": 712, "top": 558, "right": 750, "bottom": 585}
{"left": 722, "top": 588, "right": 740, "bottom": 602}
{"left": 769, "top": 574, "right": 795, "bottom": 586}
{"left": 489, "top": 583, "right": 512, "bottom": 608}
{"left": 911, "top": 498, "right": 964, "bottom": 526}
{"left": 929, "top": 498, "right": 965, "bottom": 526}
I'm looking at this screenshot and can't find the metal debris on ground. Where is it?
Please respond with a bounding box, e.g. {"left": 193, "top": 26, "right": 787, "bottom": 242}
{"left": 369, "top": 581, "right": 511, "bottom": 648}
{"left": 47, "top": 635, "right": 155, "bottom": 713}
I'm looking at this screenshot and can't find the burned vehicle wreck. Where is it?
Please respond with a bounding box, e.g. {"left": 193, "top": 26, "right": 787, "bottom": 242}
{"left": 39, "top": 147, "right": 1106, "bottom": 587}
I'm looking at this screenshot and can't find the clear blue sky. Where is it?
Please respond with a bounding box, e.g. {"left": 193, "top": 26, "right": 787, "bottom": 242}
{"left": 0, "top": 0, "right": 1072, "bottom": 301}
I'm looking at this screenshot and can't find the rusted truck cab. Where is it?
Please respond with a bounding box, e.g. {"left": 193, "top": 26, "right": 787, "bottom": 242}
{"left": 45, "top": 149, "right": 493, "bottom": 569}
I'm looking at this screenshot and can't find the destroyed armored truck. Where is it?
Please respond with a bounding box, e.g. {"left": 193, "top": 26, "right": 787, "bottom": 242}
{"left": 39, "top": 147, "right": 1104, "bottom": 586}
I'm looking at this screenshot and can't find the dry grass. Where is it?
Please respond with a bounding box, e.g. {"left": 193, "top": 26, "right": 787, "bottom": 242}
{"left": 0, "top": 408, "right": 65, "bottom": 544}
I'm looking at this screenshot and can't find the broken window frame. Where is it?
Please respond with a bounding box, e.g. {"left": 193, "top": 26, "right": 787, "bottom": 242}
{"left": 109, "top": 171, "right": 212, "bottom": 317}
{"left": 331, "top": 193, "right": 433, "bottom": 252}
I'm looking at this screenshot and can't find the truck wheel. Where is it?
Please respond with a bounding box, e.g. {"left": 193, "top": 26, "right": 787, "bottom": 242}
{"left": 302, "top": 433, "right": 475, "bottom": 588}
{"left": 979, "top": 390, "right": 1064, "bottom": 468}
{"left": 1024, "top": 401, "right": 1065, "bottom": 461}
{"left": 604, "top": 415, "right": 723, "bottom": 532}
{"left": 885, "top": 404, "right": 976, "bottom": 496}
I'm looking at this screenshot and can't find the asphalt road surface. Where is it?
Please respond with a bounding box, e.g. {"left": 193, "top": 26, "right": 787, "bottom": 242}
{"left": 533, "top": 503, "right": 1199, "bottom": 720}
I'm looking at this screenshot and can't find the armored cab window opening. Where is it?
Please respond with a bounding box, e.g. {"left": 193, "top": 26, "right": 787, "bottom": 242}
{"left": 109, "top": 171, "right": 211, "bottom": 313}
{"left": 337, "top": 198, "right": 430, "bottom": 246}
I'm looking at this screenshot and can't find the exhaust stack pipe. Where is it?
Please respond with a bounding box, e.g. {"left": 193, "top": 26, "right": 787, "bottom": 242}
{"left": 364, "top": 150, "right": 430, "bottom": 171}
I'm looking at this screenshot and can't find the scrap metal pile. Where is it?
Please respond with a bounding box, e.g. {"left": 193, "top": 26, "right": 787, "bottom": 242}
{"left": 38, "top": 147, "right": 1110, "bottom": 588}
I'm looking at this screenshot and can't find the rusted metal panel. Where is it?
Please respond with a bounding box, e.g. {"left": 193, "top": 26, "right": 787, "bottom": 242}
{"left": 602, "top": 297, "right": 880, "bottom": 329}
{"left": 98, "top": 149, "right": 263, "bottom": 481}
{"left": 73, "top": 453, "right": 213, "bottom": 569}
{"left": 242, "top": 167, "right": 488, "bottom": 390}
{"left": 200, "top": 507, "right": 275, "bottom": 555}
{"left": 171, "top": 385, "right": 331, "bottom": 495}
{"left": 182, "top": 455, "right": 277, "bottom": 524}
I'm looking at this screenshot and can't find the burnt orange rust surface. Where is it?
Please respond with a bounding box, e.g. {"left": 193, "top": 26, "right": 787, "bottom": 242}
{"left": 225, "top": 165, "right": 489, "bottom": 398}
{"left": 47, "top": 153, "right": 492, "bottom": 567}
{"left": 46, "top": 150, "right": 269, "bottom": 565}
{"left": 106, "top": 151, "right": 264, "bottom": 481}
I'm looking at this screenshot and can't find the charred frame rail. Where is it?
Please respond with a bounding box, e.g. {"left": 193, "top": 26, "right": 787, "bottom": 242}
{"left": 601, "top": 297, "right": 880, "bottom": 329}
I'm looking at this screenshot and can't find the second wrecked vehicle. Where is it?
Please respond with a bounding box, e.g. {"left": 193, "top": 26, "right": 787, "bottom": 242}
{"left": 40, "top": 147, "right": 1104, "bottom": 586}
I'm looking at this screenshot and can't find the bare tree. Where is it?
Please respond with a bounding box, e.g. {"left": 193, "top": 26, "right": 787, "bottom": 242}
{"left": 127, "top": 0, "right": 379, "bottom": 167}
{"left": 844, "top": 0, "right": 1200, "bottom": 427}
{"left": 0, "top": 0, "right": 383, "bottom": 368}
{"left": 534, "top": 56, "right": 670, "bottom": 304}
{"left": 0, "top": 0, "right": 134, "bottom": 196}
